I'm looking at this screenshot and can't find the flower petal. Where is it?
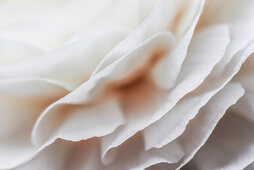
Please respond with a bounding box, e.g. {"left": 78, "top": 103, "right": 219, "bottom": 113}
{"left": 199, "top": 0, "right": 254, "bottom": 75}
{"left": 143, "top": 24, "right": 230, "bottom": 150}
{"left": 0, "top": 39, "right": 44, "bottom": 66}
{"left": 0, "top": 0, "right": 113, "bottom": 50}
{"left": 31, "top": 32, "right": 175, "bottom": 147}
{"left": 92, "top": 0, "right": 205, "bottom": 76}
{"left": 100, "top": 0, "right": 206, "bottom": 162}
{"left": 0, "top": 78, "right": 68, "bottom": 169}
{"left": 14, "top": 139, "right": 104, "bottom": 170}
{"left": 152, "top": 82, "right": 244, "bottom": 169}
{"left": 232, "top": 53, "right": 254, "bottom": 122}
{"left": 32, "top": 97, "right": 125, "bottom": 146}
{"left": 245, "top": 162, "right": 254, "bottom": 170}
{"left": 184, "top": 110, "right": 254, "bottom": 170}
{"left": 0, "top": 29, "right": 127, "bottom": 89}
{"left": 103, "top": 134, "right": 184, "bottom": 170}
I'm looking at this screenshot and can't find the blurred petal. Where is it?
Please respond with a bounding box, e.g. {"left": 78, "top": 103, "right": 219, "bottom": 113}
{"left": 245, "top": 162, "right": 254, "bottom": 170}
{"left": 153, "top": 82, "right": 244, "bottom": 169}
{"left": 0, "top": 78, "right": 68, "bottom": 169}
{"left": 0, "top": 0, "right": 113, "bottom": 50}
{"left": 232, "top": 53, "right": 254, "bottom": 122}
{"left": 0, "top": 29, "right": 127, "bottom": 89}
{"left": 0, "top": 20, "right": 75, "bottom": 51}
{"left": 15, "top": 139, "right": 104, "bottom": 170}
{"left": 0, "top": 39, "right": 44, "bottom": 66}
{"left": 104, "top": 134, "right": 184, "bottom": 170}
{"left": 185, "top": 111, "right": 254, "bottom": 170}
{"left": 68, "top": 0, "right": 156, "bottom": 43}
{"left": 199, "top": 0, "right": 254, "bottom": 75}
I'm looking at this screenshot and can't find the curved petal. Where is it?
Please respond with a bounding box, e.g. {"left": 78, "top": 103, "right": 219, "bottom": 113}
{"left": 32, "top": 97, "right": 125, "bottom": 146}
{"left": 144, "top": 33, "right": 254, "bottom": 153}
{"left": 184, "top": 111, "right": 254, "bottom": 170}
{"left": 92, "top": 0, "right": 205, "bottom": 76}
{"left": 0, "top": 78, "right": 68, "bottom": 169}
{"left": 14, "top": 139, "right": 104, "bottom": 170}
{"left": 152, "top": 82, "right": 244, "bottom": 169}
{"left": 232, "top": 53, "right": 254, "bottom": 122}
{"left": 245, "top": 162, "right": 254, "bottom": 170}
{"left": 0, "top": 39, "right": 44, "bottom": 67}
{"left": 199, "top": 0, "right": 254, "bottom": 75}
{"left": 0, "top": 0, "right": 113, "bottom": 50}
{"left": 0, "top": 20, "right": 75, "bottom": 51}
{"left": 174, "top": 83, "right": 244, "bottom": 169}
{"left": 103, "top": 134, "right": 184, "bottom": 170}
{"left": 0, "top": 29, "right": 128, "bottom": 89}
{"left": 68, "top": 0, "right": 157, "bottom": 43}
{"left": 31, "top": 32, "right": 175, "bottom": 146}
{"left": 143, "top": 24, "right": 230, "bottom": 149}
{"left": 100, "top": 0, "right": 206, "bottom": 161}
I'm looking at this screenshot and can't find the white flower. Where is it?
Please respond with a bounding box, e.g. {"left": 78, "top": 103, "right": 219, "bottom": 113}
{"left": 0, "top": 0, "right": 254, "bottom": 169}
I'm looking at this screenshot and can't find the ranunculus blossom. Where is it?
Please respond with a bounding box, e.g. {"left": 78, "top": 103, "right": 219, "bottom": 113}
{"left": 0, "top": 0, "right": 254, "bottom": 169}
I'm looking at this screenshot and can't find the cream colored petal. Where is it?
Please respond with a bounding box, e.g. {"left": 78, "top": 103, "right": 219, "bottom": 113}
{"left": 0, "top": 28, "right": 127, "bottom": 89}
{"left": 0, "top": 39, "right": 44, "bottom": 66}
{"left": 199, "top": 0, "right": 254, "bottom": 75}
{"left": 143, "top": 24, "right": 230, "bottom": 150}
{"left": 232, "top": 53, "right": 254, "bottom": 122}
{"left": 152, "top": 39, "right": 254, "bottom": 169}
{"left": 68, "top": 0, "right": 152, "bottom": 43}
{"left": 13, "top": 140, "right": 70, "bottom": 170}
{"left": 101, "top": 23, "right": 225, "bottom": 163}
{"left": 152, "top": 82, "right": 244, "bottom": 169}
{"left": 92, "top": 0, "right": 205, "bottom": 77}
{"left": 0, "top": 78, "right": 68, "bottom": 169}
{"left": 152, "top": 0, "right": 205, "bottom": 90}
{"left": 0, "top": 0, "right": 141, "bottom": 88}
{"left": 184, "top": 111, "right": 254, "bottom": 170}
{"left": 0, "top": 20, "right": 75, "bottom": 51}
{"left": 31, "top": 32, "right": 175, "bottom": 147}
{"left": 14, "top": 139, "right": 104, "bottom": 170}
{"left": 0, "top": 0, "right": 111, "bottom": 26}
{"left": 104, "top": 134, "right": 184, "bottom": 170}
{"left": 0, "top": 0, "right": 112, "bottom": 50}
{"left": 32, "top": 97, "right": 125, "bottom": 147}
{"left": 145, "top": 35, "right": 254, "bottom": 155}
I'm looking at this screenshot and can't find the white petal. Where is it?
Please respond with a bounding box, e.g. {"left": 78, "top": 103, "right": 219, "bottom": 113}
{"left": 32, "top": 97, "right": 125, "bottom": 146}
{"left": 68, "top": 0, "right": 150, "bottom": 43}
{"left": 14, "top": 139, "right": 105, "bottom": 170}
{"left": 156, "top": 82, "right": 244, "bottom": 169}
{"left": 0, "top": 0, "right": 112, "bottom": 50}
{"left": 232, "top": 53, "right": 254, "bottom": 122}
{"left": 0, "top": 20, "right": 75, "bottom": 51}
{"left": 0, "top": 39, "right": 44, "bottom": 66}
{"left": 0, "top": 29, "right": 127, "bottom": 89}
{"left": 185, "top": 111, "right": 254, "bottom": 170}
{"left": 145, "top": 32, "right": 254, "bottom": 155}
{"left": 104, "top": 134, "right": 184, "bottom": 170}
{"left": 0, "top": 78, "right": 68, "bottom": 169}
{"left": 199, "top": 0, "right": 254, "bottom": 75}
{"left": 156, "top": 38, "right": 254, "bottom": 169}
{"left": 100, "top": 0, "right": 206, "bottom": 162}
{"left": 31, "top": 32, "right": 175, "bottom": 146}
{"left": 143, "top": 24, "right": 230, "bottom": 150}
{"left": 92, "top": 0, "right": 205, "bottom": 76}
